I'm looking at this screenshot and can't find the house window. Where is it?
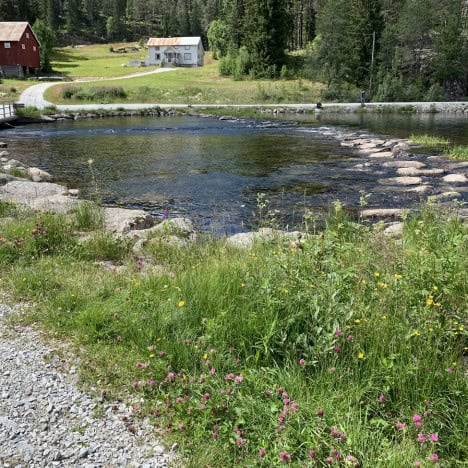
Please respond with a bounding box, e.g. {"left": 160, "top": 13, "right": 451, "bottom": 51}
{"left": 21, "top": 44, "right": 26, "bottom": 50}
{"left": 156, "top": 53, "right": 160, "bottom": 60}
{"left": 184, "top": 45, "right": 190, "bottom": 50}
{"left": 155, "top": 46, "right": 160, "bottom": 50}
{"left": 26, "top": 32, "right": 30, "bottom": 39}
{"left": 184, "top": 53, "right": 191, "bottom": 61}
{"left": 4, "top": 42, "right": 11, "bottom": 48}
{"left": 33, "top": 46, "right": 37, "bottom": 52}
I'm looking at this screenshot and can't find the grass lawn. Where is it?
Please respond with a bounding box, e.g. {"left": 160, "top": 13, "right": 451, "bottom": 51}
{"left": 0, "top": 200, "right": 466, "bottom": 467}
{"left": 45, "top": 50, "right": 323, "bottom": 105}
{"left": 0, "top": 79, "right": 36, "bottom": 102}
{"left": 51, "top": 42, "right": 155, "bottom": 79}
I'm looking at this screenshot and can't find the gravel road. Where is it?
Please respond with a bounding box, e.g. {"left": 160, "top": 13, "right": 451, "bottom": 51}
{"left": 0, "top": 297, "right": 172, "bottom": 468}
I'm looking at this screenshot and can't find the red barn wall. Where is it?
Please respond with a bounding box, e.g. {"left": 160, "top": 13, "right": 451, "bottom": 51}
{"left": 0, "top": 25, "right": 40, "bottom": 69}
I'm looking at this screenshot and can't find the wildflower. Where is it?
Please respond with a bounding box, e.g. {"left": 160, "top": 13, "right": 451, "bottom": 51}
{"left": 131, "top": 380, "right": 138, "bottom": 389}
{"left": 334, "top": 346, "right": 341, "bottom": 353}
{"left": 291, "top": 402, "right": 299, "bottom": 411}
{"left": 395, "top": 421, "right": 406, "bottom": 430}
{"left": 203, "top": 392, "right": 210, "bottom": 400}
{"left": 113, "top": 313, "right": 119, "bottom": 319}
{"left": 209, "top": 367, "right": 216, "bottom": 376}
{"left": 299, "top": 358, "right": 306, "bottom": 366}
{"left": 235, "top": 437, "right": 245, "bottom": 446}
{"left": 212, "top": 432, "right": 218, "bottom": 440}
{"left": 414, "top": 330, "right": 421, "bottom": 336}
{"left": 417, "top": 432, "right": 426, "bottom": 443}
{"left": 329, "top": 367, "right": 336, "bottom": 373}
{"left": 308, "top": 450, "right": 316, "bottom": 459}
{"left": 259, "top": 448, "right": 266, "bottom": 458}
{"left": 178, "top": 423, "right": 185, "bottom": 430}
{"left": 426, "top": 296, "right": 434, "bottom": 306}
{"left": 354, "top": 319, "right": 361, "bottom": 324}
{"left": 149, "top": 354, "right": 155, "bottom": 359}
{"left": 394, "top": 274, "right": 402, "bottom": 280}
{"left": 446, "top": 367, "right": 454, "bottom": 373}
{"left": 378, "top": 394, "right": 386, "bottom": 403}
{"left": 361, "top": 279, "right": 367, "bottom": 284}
{"left": 413, "top": 414, "right": 422, "bottom": 427}
{"left": 382, "top": 315, "right": 387, "bottom": 320}
{"left": 225, "top": 373, "right": 235, "bottom": 381}
{"left": 317, "top": 408, "right": 324, "bottom": 417}
{"left": 335, "top": 329, "right": 342, "bottom": 336}
{"left": 147, "top": 380, "right": 155, "bottom": 387}
{"left": 325, "top": 456, "right": 334, "bottom": 464}
{"left": 199, "top": 404, "right": 206, "bottom": 410}
{"left": 159, "top": 351, "right": 167, "bottom": 357}
{"left": 167, "top": 372, "right": 175, "bottom": 380}
{"left": 234, "top": 374, "right": 244, "bottom": 383}
{"left": 279, "top": 451, "right": 291, "bottom": 463}
{"left": 358, "top": 352, "right": 365, "bottom": 359}
{"left": 374, "top": 272, "right": 380, "bottom": 278}
{"left": 430, "top": 433, "right": 439, "bottom": 442}
{"left": 347, "top": 455, "right": 359, "bottom": 466}
{"left": 283, "top": 398, "right": 291, "bottom": 405}
{"left": 429, "top": 453, "right": 439, "bottom": 463}
{"left": 414, "top": 462, "right": 421, "bottom": 467}
{"left": 178, "top": 300, "right": 185, "bottom": 307}
{"left": 347, "top": 335, "right": 354, "bottom": 341}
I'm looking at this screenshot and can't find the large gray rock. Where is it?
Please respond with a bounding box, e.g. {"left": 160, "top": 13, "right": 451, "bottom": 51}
{"left": 369, "top": 151, "right": 394, "bottom": 158}
{"left": 227, "top": 228, "right": 302, "bottom": 248}
{"left": 383, "top": 161, "right": 426, "bottom": 169}
{"left": 127, "top": 218, "right": 197, "bottom": 245}
{"left": 104, "top": 207, "right": 154, "bottom": 233}
{"left": 27, "top": 167, "right": 53, "bottom": 182}
{"left": 396, "top": 168, "right": 445, "bottom": 177}
{"left": 378, "top": 176, "right": 422, "bottom": 186}
{"left": 443, "top": 173, "right": 468, "bottom": 183}
{"left": 0, "top": 180, "right": 79, "bottom": 213}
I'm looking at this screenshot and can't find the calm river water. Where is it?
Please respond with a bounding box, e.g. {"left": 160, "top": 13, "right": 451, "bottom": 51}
{"left": 4, "top": 112, "right": 468, "bottom": 233}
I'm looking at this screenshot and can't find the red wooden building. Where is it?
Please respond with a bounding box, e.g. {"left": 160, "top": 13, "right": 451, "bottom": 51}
{"left": 0, "top": 22, "right": 40, "bottom": 78}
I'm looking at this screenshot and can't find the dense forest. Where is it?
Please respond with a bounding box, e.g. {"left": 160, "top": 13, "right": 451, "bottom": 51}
{"left": 1, "top": 0, "right": 467, "bottom": 100}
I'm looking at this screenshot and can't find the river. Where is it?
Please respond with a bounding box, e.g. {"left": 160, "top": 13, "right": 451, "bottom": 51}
{"left": 3, "top": 112, "right": 467, "bottom": 233}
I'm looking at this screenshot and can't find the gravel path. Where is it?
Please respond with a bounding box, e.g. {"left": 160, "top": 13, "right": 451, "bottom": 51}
{"left": 0, "top": 297, "right": 172, "bottom": 467}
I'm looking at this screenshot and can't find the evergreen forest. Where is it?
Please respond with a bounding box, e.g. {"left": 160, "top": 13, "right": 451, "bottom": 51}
{"left": 1, "top": 0, "right": 467, "bottom": 100}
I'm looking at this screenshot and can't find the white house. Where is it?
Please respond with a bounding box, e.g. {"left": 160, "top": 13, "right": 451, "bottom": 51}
{"left": 146, "top": 37, "right": 204, "bottom": 67}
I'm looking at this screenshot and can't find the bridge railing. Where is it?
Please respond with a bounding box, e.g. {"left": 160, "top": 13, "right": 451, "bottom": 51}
{"left": 0, "top": 101, "right": 16, "bottom": 122}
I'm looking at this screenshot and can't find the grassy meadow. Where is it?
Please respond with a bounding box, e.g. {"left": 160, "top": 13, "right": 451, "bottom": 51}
{"left": 44, "top": 48, "right": 323, "bottom": 105}
{"left": 0, "top": 199, "right": 466, "bottom": 467}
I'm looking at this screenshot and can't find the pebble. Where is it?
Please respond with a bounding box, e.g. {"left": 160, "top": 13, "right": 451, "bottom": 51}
{"left": 0, "top": 298, "right": 172, "bottom": 467}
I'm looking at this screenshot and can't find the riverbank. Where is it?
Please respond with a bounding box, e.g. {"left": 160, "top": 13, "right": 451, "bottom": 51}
{"left": 0, "top": 195, "right": 466, "bottom": 466}
{"left": 1, "top": 121, "right": 467, "bottom": 466}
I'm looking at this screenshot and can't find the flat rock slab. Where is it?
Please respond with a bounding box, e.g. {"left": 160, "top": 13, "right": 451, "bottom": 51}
{"left": 383, "top": 161, "right": 426, "bottom": 169}
{"left": 406, "top": 185, "right": 433, "bottom": 193}
{"left": 0, "top": 180, "right": 67, "bottom": 201}
{"left": 104, "top": 207, "right": 154, "bottom": 233}
{"left": 360, "top": 208, "right": 404, "bottom": 218}
{"left": 27, "top": 167, "right": 53, "bottom": 182}
{"left": 227, "top": 228, "right": 302, "bottom": 248}
{"left": 378, "top": 176, "right": 422, "bottom": 186}
{"left": 369, "top": 151, "right": 394, "bottom": 158}
{"left": 396, "top": 168, "right": 445, "bottom": 177}
{"left": 443, "top": 174, "right": 468, "bottom": 183}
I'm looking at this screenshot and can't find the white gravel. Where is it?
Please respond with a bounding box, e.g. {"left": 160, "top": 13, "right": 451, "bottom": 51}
{"left": 0, "top": 298, "right": 172, "bottom": 467}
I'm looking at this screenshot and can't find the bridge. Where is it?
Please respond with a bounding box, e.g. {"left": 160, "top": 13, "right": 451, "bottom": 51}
{"left": 0, "top": 102, "right": 17, "bottom": 124}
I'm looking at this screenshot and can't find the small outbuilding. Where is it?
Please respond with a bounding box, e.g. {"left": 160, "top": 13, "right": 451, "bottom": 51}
{"left": 0, "top": 22, "right": 41, "bottom": 78}
{"left": 146, "top": 37, "right": 204, "bottom": 67}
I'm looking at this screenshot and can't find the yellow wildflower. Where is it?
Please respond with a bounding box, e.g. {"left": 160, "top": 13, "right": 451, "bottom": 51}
{"left": 355, "top": 319, "right": 361, "bottom": 324}
{"left": 178, "top": 300, "right": 185, "bottom": 307}
{"left": 432, "top": 285, "right": 438, "bottom": 291}
{"left": 382, "top": 315, "right": 387, "bottom": 320}
{"left": 374, "top": 272, "right": 380, "bottom": 278}
{"left": 394, "top": 274, "right": 402, "bottom": 280}
{"left": 358, "top": 353, "right": 365, "bottom": 359}
{"left": 361, "top": 279, "right": 367, "bottom": 285}
{"left": 149, "top": 354, "right": 155, "bottom": 359}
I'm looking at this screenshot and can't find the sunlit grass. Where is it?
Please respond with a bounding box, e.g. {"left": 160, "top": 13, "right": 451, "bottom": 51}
{"left": 44, "top": 50, "right": 323, "bottom": 105}
{"left": 0, "top": 201, "right": 466, "bottom": 467}
{"left": 409, "top": 134, "right": 450, "bottom": 147}
{"left": 446, "top": 145, "right": 468, "bottom": 161}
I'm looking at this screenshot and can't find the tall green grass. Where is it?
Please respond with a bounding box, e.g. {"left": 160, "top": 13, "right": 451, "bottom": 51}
{"left": 0, "top": 203, "right": 466, "bottom": 466}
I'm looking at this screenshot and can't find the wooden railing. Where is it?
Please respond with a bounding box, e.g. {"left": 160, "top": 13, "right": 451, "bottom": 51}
{"left": 0, "top": 101, "right": 16, "bottom": 123}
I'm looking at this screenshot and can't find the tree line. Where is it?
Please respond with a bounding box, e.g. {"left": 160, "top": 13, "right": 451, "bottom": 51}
{"left": 0, "top": 0, "right": 467, "bottom": 100}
